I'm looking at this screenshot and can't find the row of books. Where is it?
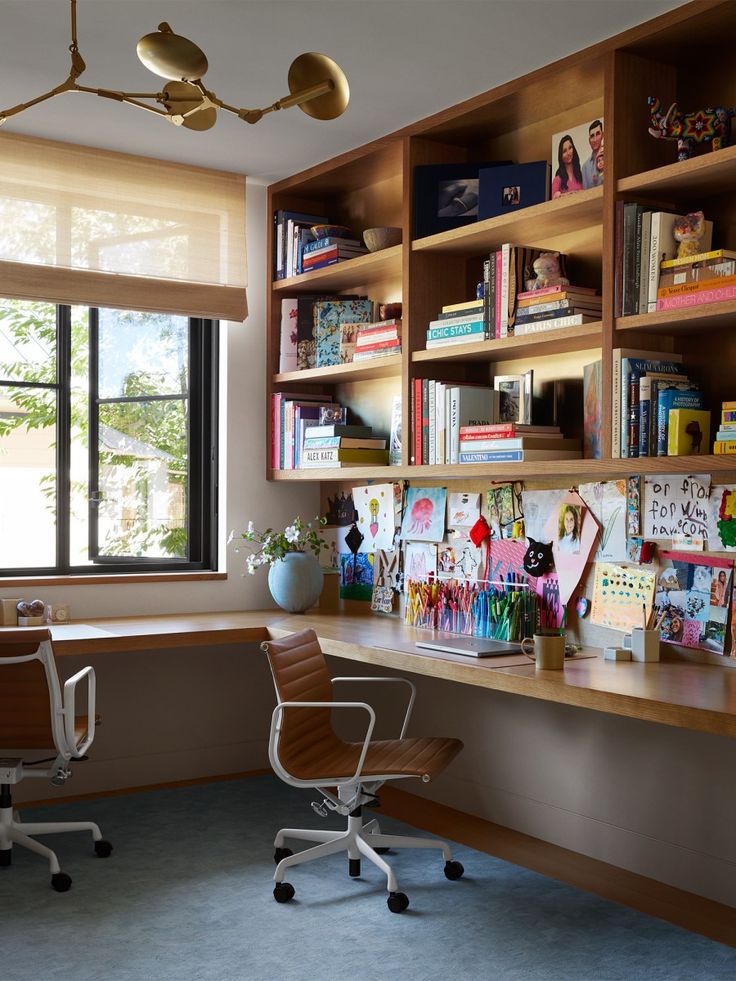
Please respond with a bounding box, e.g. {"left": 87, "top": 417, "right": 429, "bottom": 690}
{"left": 301, "top": 424, "right": 389, "bottom": 468}
{"left": 301, "top": 235, "right": 368, "bottom": 273}
{"left": 458, "top": 424, "right": 580, "bottom": 464}
{"left": 616, "top": 204, "right": 714, "bottom": 317}
{"left": 273, "top": 210, "right": 369, "bottom": 280}
{"left": 713, "top": 402, "right": 736, "bottom": 455}
{"left": 612, "top": 348, "right": 710, "bottom": 458}
{"left": 412, "top": 381, "right": 498, "bottom": 465}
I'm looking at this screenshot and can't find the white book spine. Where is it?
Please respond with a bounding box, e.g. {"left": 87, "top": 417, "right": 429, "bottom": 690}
{"left": 612, "top": 352, "right": 621, "bottom": 458}
{"left": 436, "top": 382, "right": 445, "bottom": 466}
{"left": 514, "top": 314, "right": 591, "bottom": 334}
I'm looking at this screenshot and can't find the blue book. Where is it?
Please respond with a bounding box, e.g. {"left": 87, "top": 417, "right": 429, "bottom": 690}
{"left": 459, "top": 450, "right": 524, "bottom": 463}
{"left": 621, "top": 357, "right": 683, "bottom": 458}
{"left": 427, "top": 321, "right": 484, "bottom": 340}
{"left": 656, "top": 387, "right": 706, "bottom": 456}
{"left": 303, "top": 236, "right": 362, "bottom": 255}
{"left": 638, "top": 372, "right": 689, "bottom": 456}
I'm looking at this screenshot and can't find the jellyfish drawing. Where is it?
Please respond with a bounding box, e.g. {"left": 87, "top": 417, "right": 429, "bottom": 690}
{"left": 407, "top": 496, "right": 434, "bottom": 535}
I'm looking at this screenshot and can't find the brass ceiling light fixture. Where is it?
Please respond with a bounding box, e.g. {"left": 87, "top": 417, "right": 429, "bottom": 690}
{"left": 0, "top": 0, "right": 349, "bottom": 132}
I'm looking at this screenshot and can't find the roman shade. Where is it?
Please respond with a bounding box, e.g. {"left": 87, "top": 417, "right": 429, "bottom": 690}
{"left": 0, "top": 132, "right": 247, "bottom": 322}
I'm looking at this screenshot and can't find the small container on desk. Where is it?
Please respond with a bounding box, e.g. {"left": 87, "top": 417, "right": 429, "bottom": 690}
{"left": 624, "top": 628, "right": 661, "bottom": 662}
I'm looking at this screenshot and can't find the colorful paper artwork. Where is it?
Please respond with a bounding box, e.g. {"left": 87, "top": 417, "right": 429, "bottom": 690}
{"left": 352, "top": 483, "right": 395, "bottom": 553}
{"left": 641, "top": 473, "right": 711, "bottom": 540}
{"left": 536, "top": 573, "right": 563, "bottom": 629}
{"left": 544, "top": 490, "right": 599, "bottom": 605}
{"left": 320, "top": 526, "right": 350, "bottom": 571}
{"left": 400, "top": 486, "right": 447, "bottom": 542}
{"left": 445, "top": 534, "right": 483, "bottom": 583}
{"left": 579, "top": 480, "right": 627, "bottom": 562}
{"left": 339, "top": 552, "right": 374, "bottom": 601}
{"left": 626, "top": 476, "right": 641, "bottom": 538}
{"left": 488, "top": 538, "right": 534, "bottom": 588}
{"left": 487, "top": 482, "right": 524, "bottom": 539}
{"left": 590, "top": 563, "right": 657, "bottom": 632}
{"left": 653, "top": 550, "right": 733, "bottom": 655}
{"left": 403, "top": 542, "right": 437, "bottom": 593}
{"left": 707, "top": 485, "right": 736, "bottom": 551}
{"left": 447, "top": 492, "right": 480, "bottom": 529}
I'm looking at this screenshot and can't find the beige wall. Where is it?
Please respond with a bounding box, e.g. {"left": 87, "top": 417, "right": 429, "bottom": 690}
{"left": 7, "top": 183, "right": 736, "bottom": 911}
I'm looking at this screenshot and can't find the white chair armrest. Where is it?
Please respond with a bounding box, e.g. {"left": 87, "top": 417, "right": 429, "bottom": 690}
{"left": 62, "top": 665, "right": 96, "bottom": 758}
{"left": 270, "top": 699, "right": 375, "bottom": 784}
{"left": 331, "top": 677, "right": 416, "bottom": 738}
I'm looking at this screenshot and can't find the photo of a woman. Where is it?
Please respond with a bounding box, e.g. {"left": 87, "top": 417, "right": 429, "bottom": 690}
{"left": 551, "top": 134, "right": 583, "bottom": 198}
{"left": 557, "top": 504, "right": 581, "bottom": 554}
{"left": 711, "top": 569, "right": 729, "bottom": 607}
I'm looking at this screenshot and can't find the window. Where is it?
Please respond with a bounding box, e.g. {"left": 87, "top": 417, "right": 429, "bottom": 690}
{"left": 0, "top": 299, "right": 217, "bottom": 575}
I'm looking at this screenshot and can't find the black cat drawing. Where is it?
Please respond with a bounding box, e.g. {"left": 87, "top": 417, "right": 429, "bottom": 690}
{"left": 523, "top": 537, "right": 555, "bottom": 576}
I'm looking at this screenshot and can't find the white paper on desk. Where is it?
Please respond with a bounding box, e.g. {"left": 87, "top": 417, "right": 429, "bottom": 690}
{"left": 579, "top": 480, "right": 627, "bottom": 562}
{"left": 521, "top": 488, "right": 567, "bottom": 542}
{"left": 642, "top": 473, "right": 711, "bottom": 540}
{"left": 50, "top": 624, "right": 116, "bottom": 640}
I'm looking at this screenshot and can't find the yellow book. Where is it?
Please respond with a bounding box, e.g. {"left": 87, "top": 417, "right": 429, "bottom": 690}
{"left": 441, "top": 299, "right": 483, "bottom": 314}
{"left": 660, "top": 248, "right": 736, "bottom": 270}
{"left": 714, "top": 441, "right": 736, "bottom": 454}
{"left": 667, "top": 409, "right": 710, "bottom": 456}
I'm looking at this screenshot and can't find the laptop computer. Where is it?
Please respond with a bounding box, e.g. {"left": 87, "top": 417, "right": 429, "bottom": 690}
{"left": 416, "top": 637, "right": 523, "bottom": 658}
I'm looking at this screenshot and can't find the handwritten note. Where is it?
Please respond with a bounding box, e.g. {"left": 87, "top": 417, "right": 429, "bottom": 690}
{"left": 642, "top": 474, "right": 711, "bottom": 540}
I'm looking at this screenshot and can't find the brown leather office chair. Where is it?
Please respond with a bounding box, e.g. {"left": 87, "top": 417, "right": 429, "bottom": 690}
{"left": 0, "top": 628, "right": 112, "bottom": 891}
{"left": 261, "top": 628, "right": 464, "bottom": 913}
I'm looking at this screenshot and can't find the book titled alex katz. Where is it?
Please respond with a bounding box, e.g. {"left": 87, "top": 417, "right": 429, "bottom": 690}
{"left": 301, "top": 447, "right": 389, "bottom": 467}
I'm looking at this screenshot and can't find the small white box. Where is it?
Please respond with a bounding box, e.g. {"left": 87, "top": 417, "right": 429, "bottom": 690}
{"left": 604, "top": 646, "right": 631, "bottom": 661}
{"left": 624, "top": 628, "right": 661, "bottom": 662}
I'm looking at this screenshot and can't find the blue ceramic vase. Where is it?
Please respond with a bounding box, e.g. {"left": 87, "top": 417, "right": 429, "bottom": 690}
{"left": 267, "top": 551, "right": 324, "bottom": 613}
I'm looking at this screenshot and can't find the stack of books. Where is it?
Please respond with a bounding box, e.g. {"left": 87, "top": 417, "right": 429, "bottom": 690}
{"left": 271, "top": 392, "right": 336, "bottom": 470}
{"left": 458, "top": 423, "right": 580, "bottom": 464}
{"left": 301, "top": 423, "right": 389, "bottom": 468}
{"left": 412, "top": 381, "right": 499, "bottom": 465}
{"left": 612, "top": 348, "right": 708, "bottom": 458}
{"left": 513, "top": 286, "right": 601, "bottom": 335}
{"left": 273, "top": 209, "right": 327, "bottom": 280}
{"left": 656, "top": 248, "right": 736, "bottom": 312}
{"left": 614, "top": 205, "right": 714, "bottom": 316}
{"left": 425, "top": 300, "right": 484, "bottom": 349}
{"left": 353, "top": 320, "right": 401, "bottom": 361}
{"left": 302, "top": 235, "right": 368, "bottom": 273}
{"left": 713, "top": 402, "right": 736, "bottom": 455}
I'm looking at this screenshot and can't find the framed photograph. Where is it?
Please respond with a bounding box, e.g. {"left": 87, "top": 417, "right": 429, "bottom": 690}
{"left": 413, "top": 161, "right": 510, "bottom": 239}
{"left": 550, "top": 116, "right": 605, "bottom": 198}
{"left": 478, "top": 161, "right": 550, "bottom": 220}
{"left": 494, "top": 370, "right": 533, "bottom": 424}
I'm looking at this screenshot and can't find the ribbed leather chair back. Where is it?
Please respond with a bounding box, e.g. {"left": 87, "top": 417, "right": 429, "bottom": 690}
{"left": 261, "top": 628, "right": 339, "bottom": 777}
{"left": 0, "top": 629, "right": 55, "bottom": 750}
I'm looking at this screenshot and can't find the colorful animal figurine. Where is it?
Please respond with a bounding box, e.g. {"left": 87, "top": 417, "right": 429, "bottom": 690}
{"left": 672, "top": 211, "right": 706, "bottom": 258}
{"left": 647, "top": 96, "right": 736, "bottom": 161}
{"left": 524, "top": 251, "right": 570, "bottom": 291}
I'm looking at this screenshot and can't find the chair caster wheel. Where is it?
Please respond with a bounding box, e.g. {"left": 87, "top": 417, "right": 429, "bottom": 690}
{"left": 51, "top": 872, "right": 72, "bottom": 892}
{"left": 444, "top": 860, "right": 464, "bottom": 880}
{"left": 273, "top": 881, "right": 295, "bottom": 903}
{"left": 94, "top": 839, "right": 113, "bottom": 858}
{"left": 387, "top": 891, "right": 409, "bottom": 913}
{"left": 374, "top": 846, "right": 390, "bottom": 854}
{"left": 274, "top": 847, "right": 293, "bottom": 864}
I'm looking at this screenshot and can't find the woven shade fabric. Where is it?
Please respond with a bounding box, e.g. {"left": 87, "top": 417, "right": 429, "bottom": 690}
{"left": 0, "top": 132, "right": 247, "bottom": 322}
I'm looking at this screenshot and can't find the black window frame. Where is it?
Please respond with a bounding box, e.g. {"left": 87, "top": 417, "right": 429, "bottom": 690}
{"left": 0, "top": 303, "right": 218, "bottom": 577}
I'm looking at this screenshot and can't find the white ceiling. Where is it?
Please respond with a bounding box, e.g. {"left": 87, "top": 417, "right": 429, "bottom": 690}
{"left": 0, "top": 0, "right": 684, "bottom": 184}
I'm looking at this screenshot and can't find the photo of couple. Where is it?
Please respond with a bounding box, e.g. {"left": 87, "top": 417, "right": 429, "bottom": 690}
{"left": 550, "top": 118, "right": 604, "bottom": 198}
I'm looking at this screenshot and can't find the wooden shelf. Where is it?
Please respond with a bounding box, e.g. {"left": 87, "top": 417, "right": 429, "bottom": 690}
{"left": 618, "top": 145, "right": 736, "bottom": 200}
{"left": 274, "top": 354, "right": 401, "bottom": 385}
{"left": 272, "top": 245, "right": 402, "bottom": 293}
{"left": 617, "top": 298, "right": 736, "bottom": 335}
{"left": 413, "top": 322, "right": 602, "bottom": 364}
{"left": 269, "top": 454, "right": 736, "bottom": 483}
{"left": 411, "top": 187, "right": 603, "bottom": 257}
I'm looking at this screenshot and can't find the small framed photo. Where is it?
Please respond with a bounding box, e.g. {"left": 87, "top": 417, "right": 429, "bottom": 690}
{"left": 478, "top": 161, "right": 550, "bottom": 220}
{"left": 494, "top": 370, "right": 533, "bottom": 424}
{"left": 413, "top": 161, "right": 510, "bottom": 239}
{"left": 550, "top": 117, "right": 605, "bottom": 198}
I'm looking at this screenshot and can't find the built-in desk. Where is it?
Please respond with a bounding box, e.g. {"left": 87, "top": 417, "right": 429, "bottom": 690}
{"left": 40, "top": 610, "right": 736, "bottom": 740}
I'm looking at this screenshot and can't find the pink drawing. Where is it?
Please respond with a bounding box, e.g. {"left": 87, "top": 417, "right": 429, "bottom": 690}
{"left": 682, "top": 620, "right": 702, "bottom": 647}
{"left": 408, "top": 497, "right": 434, "bottom": 535}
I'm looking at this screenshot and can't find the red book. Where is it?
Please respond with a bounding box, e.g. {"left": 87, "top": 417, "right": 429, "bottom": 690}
{"left": 354, "top": 338, "right": 401, "bottom": 353}
{"left": 413, "top": 377, "right": 422, "bottom": 465}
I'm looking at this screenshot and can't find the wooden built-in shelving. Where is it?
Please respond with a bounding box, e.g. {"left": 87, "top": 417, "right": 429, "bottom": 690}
{"left": 266, "top": 0, "right": 736, "bottom": 486}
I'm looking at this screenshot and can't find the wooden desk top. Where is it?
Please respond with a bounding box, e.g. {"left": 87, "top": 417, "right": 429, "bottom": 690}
{"left": 9, "top": 610, "right": 735, "bottom": 739}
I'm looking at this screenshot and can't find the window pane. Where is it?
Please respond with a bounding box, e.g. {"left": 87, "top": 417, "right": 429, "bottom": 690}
{"left": 69, "top": 306, "right": 91, "bottom": 566}
{"left": 96, "top": 398, "right": 188, "bottom": 559}
{"left": 98, "top": 309, "right": 188, "bottom": 398}
{"left": 0, "top": 299, "right": 56, "bottom": 383}
{"left": 0, "top": 385, "right": 56, "bottom": 568}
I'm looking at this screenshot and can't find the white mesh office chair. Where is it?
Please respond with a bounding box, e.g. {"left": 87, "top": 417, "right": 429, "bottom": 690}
{"left": 0, "top": 628, "right": 112, "bottom": 891}
{"left": 261, "top": 628, "right": 465, "bottom": 913}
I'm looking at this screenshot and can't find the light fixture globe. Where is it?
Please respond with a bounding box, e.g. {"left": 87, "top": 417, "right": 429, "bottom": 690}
{"left": 137, "top": 22, "right": 209, "bottom": 81}
{"left": 288, "top": 53, "right": 349, "bottom": 120}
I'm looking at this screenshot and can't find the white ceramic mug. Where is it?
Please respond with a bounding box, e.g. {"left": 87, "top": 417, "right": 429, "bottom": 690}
{"left": 521, "top": 633, "right": 565, "bottom": 670}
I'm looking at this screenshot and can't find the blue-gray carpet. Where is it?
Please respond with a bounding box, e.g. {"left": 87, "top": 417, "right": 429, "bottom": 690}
{"left": 2, "top": 774, "right": 734, "bottom": 981}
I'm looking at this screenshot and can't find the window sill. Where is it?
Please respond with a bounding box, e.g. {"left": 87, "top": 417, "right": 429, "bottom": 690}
{"left": 0, "top": 572, "right": 227, "bottom": 587}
